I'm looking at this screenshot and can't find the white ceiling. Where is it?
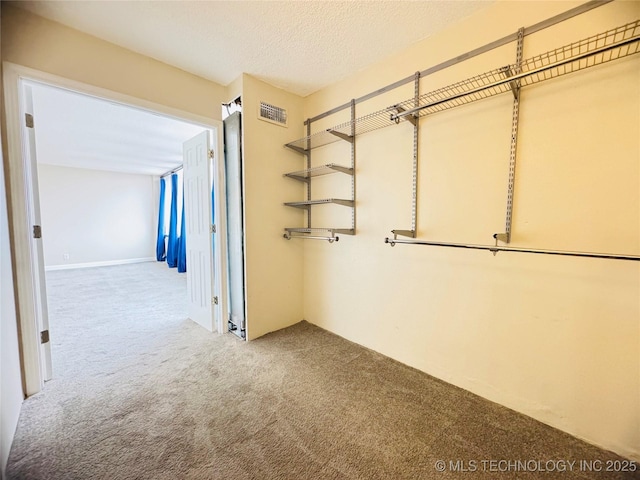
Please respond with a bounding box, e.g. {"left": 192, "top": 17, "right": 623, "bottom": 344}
{"left": 13, "top": 1, "right": 493, "bottom": 97}
{"left": 30, "top": 82, "right": 208, "bottom": 176}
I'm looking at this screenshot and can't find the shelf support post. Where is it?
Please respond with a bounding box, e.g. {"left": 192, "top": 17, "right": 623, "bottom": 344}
{"left": 305, "top": 119, "right": 312, "bottom": 229}
{"left": 391, "top": 71, "right": 421, "bottom": 239}
{"left": 495, "top": 27, "right": 524, "bottom": 244}
{"left": 411, "top": 71, "right": 420, "bottom": 238}
{"left": 350, "top": 99, "right": 356, "bottom": 233}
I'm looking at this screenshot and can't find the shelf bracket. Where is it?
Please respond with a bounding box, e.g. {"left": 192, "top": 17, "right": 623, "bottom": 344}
{"left": 284, "top": 174, "right": 310, "bottom": 184}
{"left": 284, "top": 143, "right": 308, "bottom": 156}
{"left": 327, "top": 129, "right": 354, "bottom": 144}
{"left": 495, "top": 27, "right": 524, "bottom": 245}
{"left": 284, "top": 203, "right": 311, "bottom": 210}
{"left": 391, "top": 229, "right": 416, "bottom": 239}
{"left": 501, "top": 66, "right": 521, "bottom": 101}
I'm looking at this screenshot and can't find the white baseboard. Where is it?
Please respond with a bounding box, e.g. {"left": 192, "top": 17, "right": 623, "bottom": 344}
{"left": 45, "top": 257, "right": 156, "bottom": 271}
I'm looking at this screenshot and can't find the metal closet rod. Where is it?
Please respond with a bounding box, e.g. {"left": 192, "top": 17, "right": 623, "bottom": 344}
{"left": 284, "top": 234, "right": 339, "bottom": 243}
{"left": 161, "top": 165, "right": 183, "bottom": 178}
{"left": 305, "top": 0, "right": 612, "bottom": 125}
{"left": 383, "top": 237, "right": 640, "bottom": 261}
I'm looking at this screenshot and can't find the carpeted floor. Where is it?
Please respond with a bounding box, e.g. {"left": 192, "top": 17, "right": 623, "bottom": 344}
{"left": 6, "top": 262, "right": 638, "bottom": 479}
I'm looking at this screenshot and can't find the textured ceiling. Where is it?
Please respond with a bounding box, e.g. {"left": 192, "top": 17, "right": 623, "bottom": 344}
{"left": 30, "top": 82, "right": 207, "bottom": 176}
{"left": 13, "top": 1, "right": 493, "bottom": 97}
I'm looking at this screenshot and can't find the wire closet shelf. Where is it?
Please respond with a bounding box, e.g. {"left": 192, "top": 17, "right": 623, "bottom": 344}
{"left": 285, "top": 20, "right": 640, "bottom": 152}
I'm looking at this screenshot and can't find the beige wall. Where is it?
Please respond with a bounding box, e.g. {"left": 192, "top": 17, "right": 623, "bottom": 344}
{"left": 1, "top": 5, "right": 226, "bottom": 121}
{"left": 303, "top": 1, "right": 640, "bottom": 461}
{"left": 241, "top": 74, "right": 305, "bottom": 339}
{"left": 38, "top": 164, "right": 156, "bottom": 268}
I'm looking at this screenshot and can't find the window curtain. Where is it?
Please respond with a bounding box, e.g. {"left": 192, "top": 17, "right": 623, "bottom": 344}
{"left": 177, "top": 193, "right": 187, "bottom": 273}
{"left": 166, "top": 173, "right": 179, "bottom": 268}
{"left": 155, "top": 177, "right": 167, "bottom": 261}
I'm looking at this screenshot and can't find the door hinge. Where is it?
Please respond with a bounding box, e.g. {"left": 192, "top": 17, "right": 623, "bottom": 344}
{"left": 25, "top": 113, "right": 34, "bottom": 129}
{"left": 212, "top": 296, "right": 219, "bottom": 305}
{"left": 208, "top": 149, "right": 214, "bottom": 159}
{"left": 210, "top": 224, "right": 216, "bottom": 234}
{"left": 33, "top": 225, "right": 42, "bottom": 239}
{"left": 40, "top": 330, "right": 49, "bottom": 344}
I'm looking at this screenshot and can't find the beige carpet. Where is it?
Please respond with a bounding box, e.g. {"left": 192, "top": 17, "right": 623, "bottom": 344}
{"left": 6, "top": 262, "right": 638, "bottom": 479}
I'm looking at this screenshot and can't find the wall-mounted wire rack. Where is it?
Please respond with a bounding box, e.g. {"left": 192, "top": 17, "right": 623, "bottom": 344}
{"left": 284, "top": 20, "right": 640, "bottom": 151}
{"left": 282, "top": 15, "right": 640, "bottom": 255}
{"left": 283, "top": 100, "right": 356, "bottom": 242}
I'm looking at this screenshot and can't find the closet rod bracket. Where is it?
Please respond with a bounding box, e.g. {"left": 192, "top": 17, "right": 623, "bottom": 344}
{"left": 500, "top": 66, "right": 521, "bottom": 101}
{"left": 390, "top": 105, "right": 417, "bottom": 126}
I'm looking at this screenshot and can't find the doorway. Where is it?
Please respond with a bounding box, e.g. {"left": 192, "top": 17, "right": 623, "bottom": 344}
{"left": 3, "top": 63, "right": 233, "bottom": 396}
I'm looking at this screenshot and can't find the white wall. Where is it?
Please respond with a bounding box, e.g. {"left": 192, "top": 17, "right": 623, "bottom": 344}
{"left": 38, "top": 164, "right": 156, "bottom": 268}
{"left": 1, "top": 9, "right": 25, "bottom": 476}
{"left": 303, "top": 1, "right": 639, "bottom": 461}
{"left": 1, "top": 131, "right": 24, "bottom": 477}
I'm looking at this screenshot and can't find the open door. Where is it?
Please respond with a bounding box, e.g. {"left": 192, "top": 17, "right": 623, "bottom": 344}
{"left": 223, "top": 112, "right": 246, "bottom": 338}
{"left": 183, "top": 131, "right": 216, "bottom": 331}
{"left": 22, "top": 83, "right": 53, "bottom": 380}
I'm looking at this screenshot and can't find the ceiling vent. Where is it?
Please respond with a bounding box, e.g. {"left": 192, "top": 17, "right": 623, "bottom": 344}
{"left": 258, "top": 101, "right": 287, "bottom": 127}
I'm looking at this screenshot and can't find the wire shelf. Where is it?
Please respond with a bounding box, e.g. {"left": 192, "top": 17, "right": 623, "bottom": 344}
{"left": 394, "top": 19, "right": 640, "bottom": 120}
{"left": 284, "top": 198, "right": 354, "bottom": 209}
{"left": 284, "top": 20, "right": 640, "bottom": 150}
{"left": 284, "top": 163, "right": 353, "bottom": 182}
{"left": 285, "top": 129, "right": 342, "bottom": 152}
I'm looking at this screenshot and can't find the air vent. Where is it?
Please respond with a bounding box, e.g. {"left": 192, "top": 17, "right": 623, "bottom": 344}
{"left": 258, "top": 101, "right": 287, "bottom": 127}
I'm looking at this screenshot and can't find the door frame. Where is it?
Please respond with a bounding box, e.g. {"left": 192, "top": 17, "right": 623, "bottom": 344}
{"left": 2, "top": 62, "right": 229, "bottom": 396}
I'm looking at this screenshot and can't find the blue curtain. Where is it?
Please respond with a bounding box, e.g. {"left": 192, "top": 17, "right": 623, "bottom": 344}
{"left": 177, "top": 193, "right": 187, "bottom": 273}
{"left": 155, "top": 177, "right": 167, "bottom": 261}
{"left": 166, "top": 174, "right": 179, "bottom": 268}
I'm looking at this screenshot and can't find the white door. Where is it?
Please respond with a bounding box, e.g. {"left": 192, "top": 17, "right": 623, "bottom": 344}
{"left": 23, "top": 84, "right": 52, "bottom": 380}
{"left": 223, "top": 113, "right": 246, "bottom": 337}
{"left": 183, "top": 131, "right": 216, "bottom": 331}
